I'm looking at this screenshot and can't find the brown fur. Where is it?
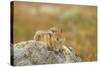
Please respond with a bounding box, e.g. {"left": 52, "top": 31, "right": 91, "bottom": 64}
{"left": 34, "top": 27, "right": 65, "bottom": 50}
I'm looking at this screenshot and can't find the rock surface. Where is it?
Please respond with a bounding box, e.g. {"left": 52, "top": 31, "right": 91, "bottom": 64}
{"left": 13, "top": 40, "right": 82, "bottom": 66}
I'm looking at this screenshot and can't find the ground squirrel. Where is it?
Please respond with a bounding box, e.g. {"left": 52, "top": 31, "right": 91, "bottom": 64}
{"left": 34, "top": 27, "right": 65, "bottom": 50}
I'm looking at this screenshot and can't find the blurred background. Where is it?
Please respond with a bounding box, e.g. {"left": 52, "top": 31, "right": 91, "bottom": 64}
{"left": 12, "top": 1, "right": 97, "bottom": 61}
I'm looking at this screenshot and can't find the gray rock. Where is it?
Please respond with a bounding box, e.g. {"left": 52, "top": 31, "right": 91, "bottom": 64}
{"left": 13, "top": 40, "right": 82, "bottom": 66}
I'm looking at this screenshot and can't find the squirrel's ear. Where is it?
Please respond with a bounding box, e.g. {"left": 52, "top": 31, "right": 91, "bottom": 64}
{"left": 60, "top": 28, "right": 62, "bottom": 33}
{"left": 49, "top": 27, "right": 57, "bottom": 33}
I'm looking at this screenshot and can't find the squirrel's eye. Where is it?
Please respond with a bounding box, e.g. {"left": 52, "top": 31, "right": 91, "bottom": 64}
{"left": 56, "top": 38, "right": 59, "bottom": 41}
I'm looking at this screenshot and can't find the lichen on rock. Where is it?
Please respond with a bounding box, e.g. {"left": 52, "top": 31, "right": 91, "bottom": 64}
{"left": 13, "top": 40, "right": 82, "bottom": 66}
